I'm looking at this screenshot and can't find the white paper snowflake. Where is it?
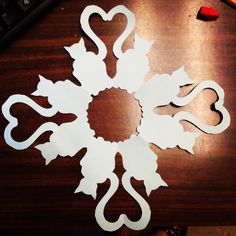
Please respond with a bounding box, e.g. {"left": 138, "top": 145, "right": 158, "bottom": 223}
{"left": 2, "top": 5, "right": 230, "bottom": 232}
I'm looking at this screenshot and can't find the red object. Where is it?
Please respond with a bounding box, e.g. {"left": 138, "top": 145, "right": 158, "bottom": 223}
{"left": 197, "top": 6, "right": 220, "bottom": 21}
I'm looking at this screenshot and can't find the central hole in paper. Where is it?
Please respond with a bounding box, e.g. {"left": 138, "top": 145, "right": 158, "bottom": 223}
{"left": 87, "top": 88, "right": 142, "bottom": 142}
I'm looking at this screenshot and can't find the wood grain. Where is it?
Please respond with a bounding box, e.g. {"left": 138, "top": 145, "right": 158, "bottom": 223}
{"left": 0, "top": 0, "right": 235, "bottom": 235}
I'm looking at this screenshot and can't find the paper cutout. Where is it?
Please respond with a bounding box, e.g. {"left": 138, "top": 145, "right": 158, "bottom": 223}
{"left": 1, "top": 5, "right": 231, "bottom": 232}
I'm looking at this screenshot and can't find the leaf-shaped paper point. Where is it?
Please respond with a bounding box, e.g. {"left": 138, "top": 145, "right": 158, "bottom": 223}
{"left": 74, "top": 177, "right": 98, "bottom": 199}
{"left": 144, "top": 173, "right": 168, "bottom": 196}
{"left": 134, "top": 33, "right": 154, "bottom": 54}
{"left": 31, "top": 75, "right": 54, "bottom": 97}
{"left": 35, "top": 142, "right": 58, "bottom": 165}
{"left": 178, "top": 131, "right": 199, "bottom": 154}
{"left": 172, "top": 66, "right": 193, "bottom": 86}
{"left": 64, "top": 38, "right": 87, "bottom": 60}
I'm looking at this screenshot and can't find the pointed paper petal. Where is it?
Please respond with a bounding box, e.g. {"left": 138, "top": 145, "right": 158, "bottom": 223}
{"left": 31, "top": 75, "right": 54, "bottom": 97}
{"left": 138, "top": 114, "right": 185, "bottom": 150}
{"left": 135, "top": 74, "right": 180, "bottom": 113}
{"left": 135, "top": 68, "right": 193, "bottom": 114}
{"left": 118, "top": 135, "right": 165, "bottom": 195}
{"left": 35, "top": 142, "right": 58, "bottom": 165}
{"left": 144, "top": 173, "right": 168, "bottom": 196}
{"left": 171, "top": 66, "right": 193, "bottom": 86}
{"left": 64, "top": 38, "right": 87, "bottom": 60}
{"left": 113, "top": 35, "right": 152, "bottom": 93}
{"left": 134, "top": 33, "right": 154, "bottom": 54}
{"left": 75, "top": 177, "right": 97, "bottom": 199}
{"left": 33, "top": 77, "right": 92, "bottom": 117}
{"left": 80, "top": 138, "right": 118, "bottom": 191}
{"left": 35, "top": 119, "right": 94, "bottom": 160}
{"left": 45, "top": 80, "right": 92, "bottom": 116}
{"left": 178, "top": 132, "right": 199, "bottom": 154}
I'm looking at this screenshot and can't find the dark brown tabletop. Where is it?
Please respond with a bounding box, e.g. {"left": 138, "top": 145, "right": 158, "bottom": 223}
{"left": 0, "top": 0, "right": 235, "bottom": 235}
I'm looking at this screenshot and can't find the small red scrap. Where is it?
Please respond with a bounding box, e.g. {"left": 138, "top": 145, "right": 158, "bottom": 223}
{"left": 197, "top": 6, "right": 220, "bottom": 21}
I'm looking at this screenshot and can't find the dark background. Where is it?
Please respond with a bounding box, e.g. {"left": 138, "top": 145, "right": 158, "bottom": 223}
{"left": 0, "top": 0, "right": 235, "bottom": 235}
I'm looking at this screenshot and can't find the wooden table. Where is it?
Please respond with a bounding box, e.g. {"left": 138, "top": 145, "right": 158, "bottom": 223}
{"left": 0, "top": 0, "right": 235, "bottom": 235}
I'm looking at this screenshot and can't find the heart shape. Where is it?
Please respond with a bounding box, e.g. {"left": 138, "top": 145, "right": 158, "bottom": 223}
{"left": 1, "top": 94, "right": 58, "bottom": 150}
{"left": 80, "top": 5, "right": 135, "bottom": 60}
{"left": 172, "top": 80, "right": 231, "bottom": 134}
{"left": 95, "top": 172, "right": 151, "bottom": 231}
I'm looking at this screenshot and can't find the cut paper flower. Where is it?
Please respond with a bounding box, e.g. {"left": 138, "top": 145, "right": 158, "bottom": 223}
{"left": 1, "top": 5, "right": 230, "bottom": 232}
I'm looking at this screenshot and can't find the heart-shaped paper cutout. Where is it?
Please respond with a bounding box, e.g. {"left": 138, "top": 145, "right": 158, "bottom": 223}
{"left": 2, "top": 94, "right": 58, "bottom": 150}
{"left": 80, "top": 5, "right": 135, "bottom": 60}
{"left": 95, "top": 172, "right": 151, "bottom": 231}
{"left": 172, "top": 80, "right": 231, "bottom": 134}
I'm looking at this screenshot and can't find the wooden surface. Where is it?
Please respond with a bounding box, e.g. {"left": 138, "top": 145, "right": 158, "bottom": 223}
{"left": 0, "top": 0, "right": 236, "bottom": 235}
